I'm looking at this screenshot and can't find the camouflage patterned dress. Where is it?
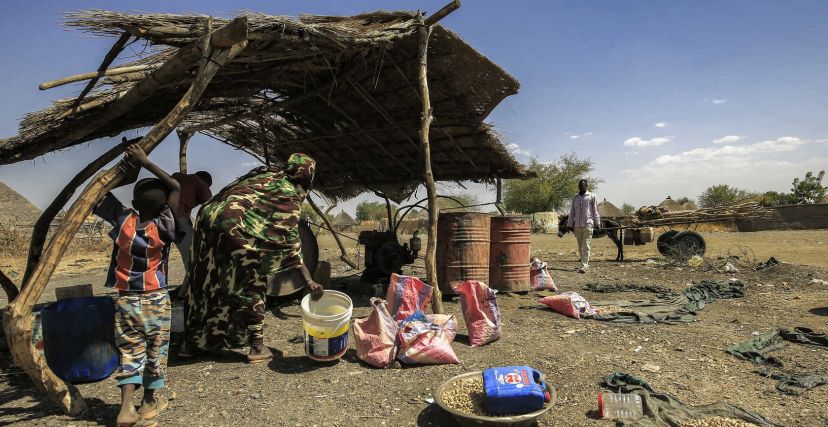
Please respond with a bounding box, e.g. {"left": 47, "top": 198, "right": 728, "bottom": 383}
{"left": 184, "top": 154, "right": 316, "bottom": 350}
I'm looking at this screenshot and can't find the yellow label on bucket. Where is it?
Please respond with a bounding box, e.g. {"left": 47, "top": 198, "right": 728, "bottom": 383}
{"left": 303, "top": 321, "right": 350, "bottom": 339}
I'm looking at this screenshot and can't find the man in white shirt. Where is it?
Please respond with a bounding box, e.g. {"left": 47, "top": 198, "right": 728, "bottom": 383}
{"left": 566, "top": 179, "right": 601, "bottom": 273}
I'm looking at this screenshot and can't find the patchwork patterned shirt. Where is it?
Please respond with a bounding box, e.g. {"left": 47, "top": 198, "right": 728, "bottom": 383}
{"left": 94, "top": 193, "right": 178, "bottom": 292}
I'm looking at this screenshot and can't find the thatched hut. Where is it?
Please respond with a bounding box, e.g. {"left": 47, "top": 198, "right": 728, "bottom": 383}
{"left": 658, "top": 196, "right": 689, "bottom": 212}
{"left": 597, "top": 198, "right": 624, "bottom": 218}
{"left": 0, "top": 3, "right": 530, "bottom": 415}
{"left": 331, "top": 210, "right": 357, "bottom": 231}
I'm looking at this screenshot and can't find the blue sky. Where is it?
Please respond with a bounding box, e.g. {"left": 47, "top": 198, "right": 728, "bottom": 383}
{"left": 2, "top": 0, "right": 827, "bottom": 215}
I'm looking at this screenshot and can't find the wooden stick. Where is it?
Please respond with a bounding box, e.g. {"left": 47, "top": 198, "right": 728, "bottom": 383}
{"left": 495, "top": 178, "right": 506, "bottom": 215}
{"left": 4, "top": 21, "right": 247, "bottom": 416}
{"left": 0, "top": 269, "right": 19, "bottom": 303}
{"left": 307, "top": 195, "right": 357, "bottom": 269}
{"left": 70, "top": 32, "right": 132, "bottom": 110}
{"left": 425, "top": 0, "right": 462, "bottom": 26}
{"left": 418, "top": 23, "right": 443, "bottom": 314}
{"left": 39, "top": 65, "right": 157, "bottom": 90}
{"left": 57, "top": 91, "right": 127, "bottom": 120}
{"left": 177, "top": 130, "right": 192, "bottom": 174}
{"left": 22, "top": 136, "right": 138, "bottom": 285}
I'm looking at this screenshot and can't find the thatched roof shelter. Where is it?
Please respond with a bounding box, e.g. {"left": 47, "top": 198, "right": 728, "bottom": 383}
{"left": 658, "top": 196, "right": 688, "bottom": 212}
{"left": 331, "top": 210, "right": 357, "bottom": 227}
{"left": 597, "top": 198, "right": 624, "bottom": 218}
{"left": 0, "top": 9, "right": 526, "bottom": 202}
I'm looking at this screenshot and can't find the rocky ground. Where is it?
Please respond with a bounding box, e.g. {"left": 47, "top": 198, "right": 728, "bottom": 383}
{"left": 1, "top": 230, "right": 827, "bottom": 426}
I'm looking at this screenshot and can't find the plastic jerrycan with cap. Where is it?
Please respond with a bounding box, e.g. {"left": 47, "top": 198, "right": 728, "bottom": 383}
{"left": 482, "top": 366, "right": 550, "bottom": 415}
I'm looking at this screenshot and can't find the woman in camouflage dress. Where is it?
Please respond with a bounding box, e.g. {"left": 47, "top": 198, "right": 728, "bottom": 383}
{"left": 181, "top": 153, "right": 324, "bottom": 363}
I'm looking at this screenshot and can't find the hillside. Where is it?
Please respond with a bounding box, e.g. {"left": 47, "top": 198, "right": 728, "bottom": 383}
{"left": 0, "top": 181, "right": 42, "bottom": 226}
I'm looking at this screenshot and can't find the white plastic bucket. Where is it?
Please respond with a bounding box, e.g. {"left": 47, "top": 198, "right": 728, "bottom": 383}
{"left": 301, "top": 290, "right": 353, "bottom": 361}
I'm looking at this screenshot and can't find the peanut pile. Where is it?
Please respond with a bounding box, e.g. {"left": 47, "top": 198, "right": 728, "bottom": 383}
{"left": 441, "top": 376, "right": 494, "bottom": 417}
{"left": 682, "top": 417, "right": 758, "bottom": 427}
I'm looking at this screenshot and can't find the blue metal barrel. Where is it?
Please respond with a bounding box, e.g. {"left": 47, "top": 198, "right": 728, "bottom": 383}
{"left": 41, "top": 296, "right": 119, "bottom": 384}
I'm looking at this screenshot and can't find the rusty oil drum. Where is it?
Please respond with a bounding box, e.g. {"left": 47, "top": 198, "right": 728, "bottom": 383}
{"left": 489, "top": 216, "right": 532, "bottom": 292}
{"left": 436, "top": 212, "right": 490, "bottom": 295}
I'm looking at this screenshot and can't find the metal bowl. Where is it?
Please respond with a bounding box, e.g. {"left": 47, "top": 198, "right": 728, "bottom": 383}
{"left": 434, "top": 371, "right": 557, "bottom": 427}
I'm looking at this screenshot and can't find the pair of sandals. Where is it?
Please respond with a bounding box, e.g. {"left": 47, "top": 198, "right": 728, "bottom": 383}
{"left": 117, "top": 398, "right": 168, "bottom": 427}
{"left": 178, "top": 346, "right": 273, "bottom": 364}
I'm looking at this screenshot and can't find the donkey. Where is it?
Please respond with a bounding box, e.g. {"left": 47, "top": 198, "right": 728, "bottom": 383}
{"left": 557, "top": 215, "right": 624, "bottom": 261}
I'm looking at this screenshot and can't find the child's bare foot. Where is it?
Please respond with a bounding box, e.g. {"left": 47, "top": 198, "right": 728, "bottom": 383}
{"left": 247, "top": 344, "right": 273, "bottom": 363}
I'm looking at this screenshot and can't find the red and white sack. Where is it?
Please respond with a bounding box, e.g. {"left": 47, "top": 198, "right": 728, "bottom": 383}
{"left": 453, "top": 280, "right": 501, "bottom": 347}
{"left": 538, "top": 291, "right": 597, "bottom": 319}
{"left": 396, "top": 311, "right": 460, "bottom": 365}
{"left": 385, "top": 273, "right": 433, "bottom": 321}
{"left": 351, "top": 298, "right": 399, "bottom": 368}
{"left": 530, "top": 258, "right": 557, "bottom": 291}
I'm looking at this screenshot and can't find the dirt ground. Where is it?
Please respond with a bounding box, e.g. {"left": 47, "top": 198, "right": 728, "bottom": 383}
{"left": 2, "top": 230, "right": 828, "bottom": 426}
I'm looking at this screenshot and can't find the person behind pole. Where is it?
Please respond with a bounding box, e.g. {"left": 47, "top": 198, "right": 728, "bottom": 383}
{"left": 180, "top": 153, "right": 323, "bottom": 364}
{"left": 93, "top": 144, "right": 181, "bottom": 427}
{"left": 566, "top": 178, "right": 601, "bottom": 273}
{"left": 170, "top": 170, "right": 212, "bottom": 272}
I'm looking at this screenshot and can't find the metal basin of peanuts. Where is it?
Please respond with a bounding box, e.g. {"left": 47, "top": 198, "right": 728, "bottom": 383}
{"left": 435, "top": 372, "right": 557, "bottom": 426}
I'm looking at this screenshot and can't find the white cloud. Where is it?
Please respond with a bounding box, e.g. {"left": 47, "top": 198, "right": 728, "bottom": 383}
{"left": 601, "top": 136, "right": 825, "bottom": 208}
{"left": 654, "top": 122, "right": 667, "bottom": 128}
{"left": 711, "top": 99, "right": 727, "bottom": 105}
{"left": 568, "top": 132, "right": 593, "bottom": 140}
{"left": 623, "top": 136, "right": 673, "bottom": 147}
{"left": 240, "top": 161, "right": 261, "bottom": 167}
{"left": 506, "top": 143, "right": 531, "bottom": 157}
{"left": 712, "top": 135, "right": 746, "bottom": 144}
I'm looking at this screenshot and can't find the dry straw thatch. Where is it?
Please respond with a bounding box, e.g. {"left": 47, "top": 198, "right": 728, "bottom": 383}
{"left": 0, "top": 9, "right": 527, "bottom": 202}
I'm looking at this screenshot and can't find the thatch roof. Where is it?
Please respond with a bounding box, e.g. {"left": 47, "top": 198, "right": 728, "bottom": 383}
{"left": 658, "top": 196, "right": 686, "bottom": 212}
{"left": 0, "top": 10, "right": 527, "bottom": 202}
{"left": 597, "top": 198, "right": 624, "bottom": 218}
{"left": 331, "top": 210, "right": 357, "bottom": 227}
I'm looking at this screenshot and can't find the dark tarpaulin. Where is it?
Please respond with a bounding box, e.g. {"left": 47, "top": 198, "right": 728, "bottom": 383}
{"left": 602, "top": 372, "right": 780, "bottom": 427}
{"left": 589, "top": 280, "right": 744, "bottom": 324}
{"left": 727, "top": 327, "right": 828, "bottom": 395}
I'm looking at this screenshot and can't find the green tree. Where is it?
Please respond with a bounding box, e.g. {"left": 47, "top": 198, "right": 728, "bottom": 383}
{"left": 697, "top": 184, "right": 752, "bottom": 208}
{"left": 355, "top": 201, "right": 398, "bottom": 222}
{"left": 438, "top": 193, "right": 481, "bottom": 211}
{"left": 621, "top": 203, "right": 636, "bottom": 216}
{"left": 758, "top": 191, "right": 796, "bottom": 207}
{"left": 790, "top": 170, "right": 826, "bottom": 204}
{"left": 675, "top": 197, "right": 698, "bottom": 209}
{"left": 503, "top": 153, "right": 600, "bottom": 214}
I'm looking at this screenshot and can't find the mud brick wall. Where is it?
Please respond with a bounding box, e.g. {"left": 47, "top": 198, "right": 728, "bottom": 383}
{"left": 736, "top": 204, "right": 828, "bottom": 231}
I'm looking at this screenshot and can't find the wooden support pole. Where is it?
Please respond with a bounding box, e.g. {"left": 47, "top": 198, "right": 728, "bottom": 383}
{"left": 425, "top": 0, "right": 462, "bottom": 26}
{"left": 39, "top": 65, "right": 158, "bottom": 90}
{"left": 307, "top": 195, "right": 357, "bottom": 269}
{"left": 4, "top": 21, "right": 247, "bottom": 416}
{"left": 418, "top": 23, "right": 443, "bottom": 314}
{"left": 177, "top": 130, "right": 192, "bottom": 174}
{"left": 496, "top": 178, "right": 506, "bottom": 215}
{"left": 22, "top": 136, "right": 139, "bottom": 285}
{"left": 70, "top": 32, "right": 132, "bottom": 110}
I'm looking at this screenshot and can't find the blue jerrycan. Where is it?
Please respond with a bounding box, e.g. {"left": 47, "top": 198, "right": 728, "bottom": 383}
{"left": 482, "top": 366, "right": 550, "bottom": 415}
{"left": 41, "top": 296, "right": 119, "bottom": 384}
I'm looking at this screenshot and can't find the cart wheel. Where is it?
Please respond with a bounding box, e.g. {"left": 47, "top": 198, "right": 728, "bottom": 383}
{"left": 656, "top": 230, "right": 680, "bottom": 256}
{"left": 671, "top": 231, "right": 706, "bottom": 259}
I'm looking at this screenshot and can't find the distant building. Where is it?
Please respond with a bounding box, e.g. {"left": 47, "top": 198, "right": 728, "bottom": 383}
{"left": 597, "top": 199, "right": 624, "bottom": 218}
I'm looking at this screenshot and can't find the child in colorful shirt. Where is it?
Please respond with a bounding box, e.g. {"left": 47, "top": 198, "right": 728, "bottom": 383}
{"left": 94, "top": 144, "right": 181, "bottom": 427}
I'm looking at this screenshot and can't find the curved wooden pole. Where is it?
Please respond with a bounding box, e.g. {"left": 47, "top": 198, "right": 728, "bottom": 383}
{"left": 177, "top": 130, "right": 192, "bottom": 174}
{"left": 307, "top": 195, "right": 357, "bottom": 269}
{"left": 4, "top": 19, "right": 247, "bottom": 416}
{"left": 418, "top": 23, "right": 443, "bottom": 314}
{"left": 23, "top": 136, "right": 138, "bottom": 285}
